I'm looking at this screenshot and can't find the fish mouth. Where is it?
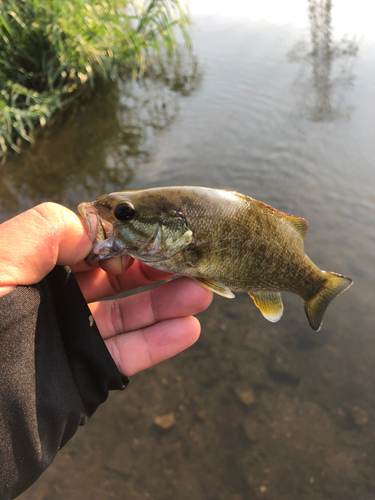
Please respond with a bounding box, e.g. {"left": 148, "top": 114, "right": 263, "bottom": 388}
{"left": 78, "top": 202, "right": 116, "bottom": 261}
{"left": 78, "top": 202, "right": 102, "bottom": 242}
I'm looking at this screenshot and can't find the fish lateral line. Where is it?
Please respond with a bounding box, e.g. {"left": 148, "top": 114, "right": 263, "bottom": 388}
{"left": 188, "top": 237, "right": 241, "bottom": 254}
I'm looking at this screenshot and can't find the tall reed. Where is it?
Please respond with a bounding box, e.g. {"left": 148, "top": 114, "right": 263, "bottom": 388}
{"left": 0, "top": 0, "right": 191, "bottom": 158}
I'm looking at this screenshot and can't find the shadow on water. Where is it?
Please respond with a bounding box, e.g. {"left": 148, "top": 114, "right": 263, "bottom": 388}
{"left": 288, "top": 0, "right": 359, "bottom": 122}
{"left": 0, "top": 53, "right": 201, "bottom": 220}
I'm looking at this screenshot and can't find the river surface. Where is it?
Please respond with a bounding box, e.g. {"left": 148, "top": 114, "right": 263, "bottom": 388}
{"left": 10, "top": 1, "right": 375, "bottom": 499}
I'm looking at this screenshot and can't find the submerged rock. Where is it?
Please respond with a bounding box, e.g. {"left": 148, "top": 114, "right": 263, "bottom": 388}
{"left": 350, "top": 406, "right": 369, "bottom": 426}
{"left": 267, "top": 347, "right": 301, "bottom": 386}
{"left": 234, "top": 387, "right": 256, "bottom": 406}
{"left": 242, "top": 417, "right": 259, "bottom": 442}
{"left": 153, "top": 412, "right": 176, "bottom": 430}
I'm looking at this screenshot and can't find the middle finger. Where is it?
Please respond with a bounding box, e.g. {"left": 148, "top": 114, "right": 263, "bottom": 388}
{"left": 89, "top": 277, "right": 213, "bottom": 339}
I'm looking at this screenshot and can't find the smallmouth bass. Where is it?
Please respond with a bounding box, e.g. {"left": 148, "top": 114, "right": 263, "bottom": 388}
{"left": 78, "top": 186, "right": 352, "bottom": 330}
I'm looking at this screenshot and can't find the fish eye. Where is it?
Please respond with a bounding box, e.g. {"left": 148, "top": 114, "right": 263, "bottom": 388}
{"left": 113, "top": 202, "right": 136, "bottom": 221}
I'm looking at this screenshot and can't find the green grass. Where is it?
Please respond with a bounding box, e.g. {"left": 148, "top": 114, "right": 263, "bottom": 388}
{"left": 0, "top": 0, "right": 191, "bottom": 158}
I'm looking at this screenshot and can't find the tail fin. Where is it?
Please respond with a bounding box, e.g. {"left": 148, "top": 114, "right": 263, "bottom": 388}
{"left": 303, "top": 272, "right": 352, "bottom": 331}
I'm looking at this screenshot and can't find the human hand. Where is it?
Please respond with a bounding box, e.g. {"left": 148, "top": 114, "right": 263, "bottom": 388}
{"left": 0, "top": 203, "right": 213, "bottom": 376}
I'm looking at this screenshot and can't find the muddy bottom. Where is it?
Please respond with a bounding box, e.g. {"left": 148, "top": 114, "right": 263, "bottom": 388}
{"left": 19, "top": 285, "right": 375, "bottom": 500}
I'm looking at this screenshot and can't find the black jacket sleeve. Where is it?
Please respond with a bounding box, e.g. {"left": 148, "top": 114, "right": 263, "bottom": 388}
{"left": 0, "top": 266, "right": 128, "bottom": 500}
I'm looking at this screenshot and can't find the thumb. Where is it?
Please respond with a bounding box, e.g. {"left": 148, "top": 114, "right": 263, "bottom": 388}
{"left": 0, "top": 202, "right": 92, "bottom": 293}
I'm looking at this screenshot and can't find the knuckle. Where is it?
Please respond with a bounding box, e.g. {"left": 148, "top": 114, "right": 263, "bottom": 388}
{"left": 110, "top": 300, "right": 124, "bottom": 335}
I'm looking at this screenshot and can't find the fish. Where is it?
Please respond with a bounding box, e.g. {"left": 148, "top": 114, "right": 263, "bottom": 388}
{"left": 78, "top": 186, "right": 352, "bottom": 331}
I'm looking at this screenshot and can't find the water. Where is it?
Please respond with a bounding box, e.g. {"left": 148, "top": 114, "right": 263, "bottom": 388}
{"left": 11, "top": 1, "right": 375, "bottom": 498}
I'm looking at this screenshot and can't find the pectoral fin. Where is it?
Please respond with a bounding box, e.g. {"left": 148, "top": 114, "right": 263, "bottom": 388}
{"left": 192, "top": 277, "right": 235, "bottom": 298}
{"left": 248, "top": 291, "right": 284, "bottom": 323}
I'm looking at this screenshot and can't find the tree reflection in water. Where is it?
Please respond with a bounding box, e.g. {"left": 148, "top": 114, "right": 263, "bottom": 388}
{"left": 0, "top": 54, "right": 200, "bottom": 220}
{"left": 288, "top": 0, "right": 358, "bottom": 122}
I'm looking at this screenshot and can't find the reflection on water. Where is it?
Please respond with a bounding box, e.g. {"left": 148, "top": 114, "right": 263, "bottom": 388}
{"left": 288, "top": 0, "right": 358, "bottom": 121}
{"left": 11, "top": 1, "right": 375, "bottom": 499}
{"left": 0, "top": 54, "right": 200, "bottom": 220}
{"left": 0, "top": 83, "right": 133, "bottom": 217}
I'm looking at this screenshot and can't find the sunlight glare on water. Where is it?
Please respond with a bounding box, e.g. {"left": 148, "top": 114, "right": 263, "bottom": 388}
{"left": 191, "top": 0, "right": 375, "bottom": 38}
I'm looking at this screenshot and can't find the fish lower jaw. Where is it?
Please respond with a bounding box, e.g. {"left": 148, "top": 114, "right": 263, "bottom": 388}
{"left": 86, "top": 238, "right": 125, "bottom": 261}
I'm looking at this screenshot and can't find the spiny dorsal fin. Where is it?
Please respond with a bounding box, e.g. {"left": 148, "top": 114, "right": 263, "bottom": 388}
{"left": 192, "top": 277, "right": 235, "bottom": 299}
{"left": 248, "top": 291, "right": 284, "bottom": 323}
{"left": 282, "top": 213, "right": 309, "bottom": 241}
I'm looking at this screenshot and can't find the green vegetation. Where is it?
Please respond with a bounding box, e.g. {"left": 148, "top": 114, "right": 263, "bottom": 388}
{"left": 0, "top": 0, "right": 191, "bottom": 159}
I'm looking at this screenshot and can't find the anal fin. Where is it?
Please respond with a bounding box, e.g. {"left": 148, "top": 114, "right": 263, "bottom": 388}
{"left": 248, "top": 291, "right": 284, "bottom": 323}
{"left": 192, "top": 277, "right": 235, "bottom": 299}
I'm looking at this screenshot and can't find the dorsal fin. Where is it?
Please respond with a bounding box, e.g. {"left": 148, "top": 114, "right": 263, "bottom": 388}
{"left": 282, "top": 213, "right": 309, "bottom": 241}
{"left": 234, "top": 193, "right": 309, "bottom": 242}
